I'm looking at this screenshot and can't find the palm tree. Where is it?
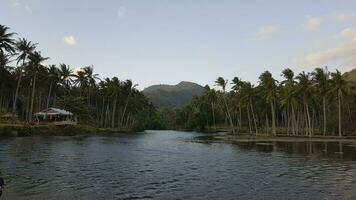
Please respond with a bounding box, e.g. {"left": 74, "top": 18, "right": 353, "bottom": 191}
{"left": 27, "top": 51, "right": 49, "bottom": 121}
{"left": 280, "top": 68, "right": 298, "bottom": 135}
{"left": 204, "top": 85, "right": 218, "bottom": 130}
{"left": 0, "top": 51, "right": 13, "bottom": 110}
{"left": 46, "top": 65, "right": 60, "bottom": 108}
{"left": 215, "top": 77, "right": 235, "bottom": 134}
{"left": 121, "top": 79, "right": 138, "bottom": 128}
{"left": 109, "top": 77, "right": 121, "bottom": 128}
{"left": 296, "top": 72, "right": 313, "bottom": 136}
{"left": 0, "top": 25, "right": 15, "bottom": 54}
{"left": 241, "top": 82, "right": 258, "bottom": 135}
{"left": 312, "top": 67, "right": 329, "bottom": 136}
{"left": 259, "top": 71, "right": 278, "bottom": 135}
{"left": 59, "top": 64, "right": 75, "bottom": 92}
{"left": 330, "top": 70, "right": 351, "bottom": 137}
{"left": 12, "top": 38, "right": 37, "bottom": 114}
{"left": 83, "top": 66, "right": 100, "bottom": 105}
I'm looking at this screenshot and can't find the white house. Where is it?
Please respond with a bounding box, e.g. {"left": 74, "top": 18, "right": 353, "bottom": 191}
{"left": 34, "top": 108, "right": 77, "bottom": 126}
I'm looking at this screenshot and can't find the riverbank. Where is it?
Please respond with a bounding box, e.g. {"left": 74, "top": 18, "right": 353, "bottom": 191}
{"left": 201, "top": 133, "right": 356, "bottom": 144}
{"left": 0, "top": 123, "right": 134, "bottom": 137}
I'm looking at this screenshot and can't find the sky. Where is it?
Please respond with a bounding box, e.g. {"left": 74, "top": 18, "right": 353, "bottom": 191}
{"left": 1, "top": 0, "right": 356, "bottom": 90}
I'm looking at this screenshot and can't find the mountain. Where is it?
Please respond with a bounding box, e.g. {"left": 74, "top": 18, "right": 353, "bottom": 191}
{"left": 143, "top": 81, "right": 205, "bottom": 107}
{"left": 343, "top": 69, "right": 356, "bottom": 83}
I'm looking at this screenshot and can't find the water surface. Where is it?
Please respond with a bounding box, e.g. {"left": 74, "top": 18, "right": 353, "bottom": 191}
{"left": 1, "top": 130, "right": 356, "bottom": 199}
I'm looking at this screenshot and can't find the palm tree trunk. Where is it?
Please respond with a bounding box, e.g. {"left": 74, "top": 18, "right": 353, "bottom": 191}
{"left": 270, "top": 101, "right": 276, "bottom": 136}
{"left": 338, "top": 93, "right": 342, "bottom": 137}
{"left": 46, "top": 81, "right": 53, "bottom": 108}
{"left": 111, "top": 96, "right": 117, "bottom": 128}
{"left": 239, "top": 102, "right": 242, "bottom": 128}
{"left": 323, "top": 97, "right": 326, "bottom": 136}
{"left": 265, "top": 113, "right": 269, "bottom": 134}
{"left": 305, "top": 102, "right": 312, "bottom": 137}
{"left": 291, "top": 105, "right": 296, "bottom": 135}
{"left": 29, "top": 73, "right": 37, "bottom": 122}
{"left": 250, "top": 99, "right": 258, "bottom": 135}
{"left": 12, "top": 68, "right": 23, "bottom": 115}
{"left": 246, "top": 106, "right": 252, "bottom": 134}
{"left": 211, "top": 102, "right": 216, "bottom": 130}
{"left": 223, "top": 96, "right": 235, "bottom": 134}
{"left": 100, "top": 97, "right": 105, "bottom": 127}
{"left": 121, "top": 97, "right": 130, "bottom": 127}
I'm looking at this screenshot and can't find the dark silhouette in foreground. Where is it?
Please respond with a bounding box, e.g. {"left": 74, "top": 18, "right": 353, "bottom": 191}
{"left": 0, "top": 177, "right": 4, "bottom": 197}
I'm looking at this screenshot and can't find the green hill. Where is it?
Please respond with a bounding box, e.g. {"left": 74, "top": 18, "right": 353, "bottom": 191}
{"left": 143, "top": 81, "right": 204, "bottom": 107}
{"left": 343, "top": 68, "right": 356, "bottom": 83}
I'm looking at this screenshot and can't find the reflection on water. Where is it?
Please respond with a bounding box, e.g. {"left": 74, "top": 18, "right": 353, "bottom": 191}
{"left": 1, "top": 131, "right": 356, "bottom": 199}
{"left": 230, "top": 141, "right": 355, "bottom": 160}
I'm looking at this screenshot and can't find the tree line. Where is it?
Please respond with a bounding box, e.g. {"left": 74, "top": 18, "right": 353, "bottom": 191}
{"left": 153, "top": 69, "right": 356, "bottom": 137}
{"left": 0, "top": 24, "right": 154, "bottom": 131}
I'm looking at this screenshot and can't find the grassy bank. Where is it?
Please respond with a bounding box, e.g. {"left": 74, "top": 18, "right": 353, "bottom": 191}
{"left": 0, "top": 123, "right": 135, "bottom": 137}
{"left": 207, "top": 133, "right": 356, "bottom": 144}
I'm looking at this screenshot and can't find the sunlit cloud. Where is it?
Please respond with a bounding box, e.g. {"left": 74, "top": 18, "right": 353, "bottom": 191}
{"left": 117, "top": 6, "right": 126, "bottom": 17}
{"left": 337, "top": 27, "right": 356, "bottom": 38}
{"left": 300, "top": 27, "right": 356, "bottom": 67}
{"left": 10, "top": 0, "right": 32, "bottom": 14}
{"left": 255, "top": 25, "right": 280, "bottom": 40}
{"left": 305, "top": 15, "right": 323, "bottom": 31}
{"left": 63, "top": 36, "right": 77, "bottom": 46}
{"left": 11, "top": 0, "right": 21, "bottom": 7}
{"left": 334, "top": 11, "right": 356, "bottom": 22}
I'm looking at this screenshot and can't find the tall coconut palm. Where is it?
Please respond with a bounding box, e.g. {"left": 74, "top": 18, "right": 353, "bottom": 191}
{"left": 280, "top": 68, "right": 298, "bottom": 135}
{"left": 312, "top": 67, "right": 329, "bottom": 136}
{"left": 83, "top": 66, "right": 100, "bottom": 105}
{"left": 27, "top": 51, "right": 49, "bottom": 121}
{"left": 12, "top": 38, "right": 37, "bottom": 114}
{"left": 46, "top": 65, "right": 60, "bottom": 108}
{"left": 121, "top": 79, "right": 138, "bottom": 127}
{"left": 109, "top": 77, "right": 121, "bottom": 128}
{"left": 215, "top": 77, "right": 235, "bottom": 134}
{"left": 204, "top": 85, "right": 218, "bottom": 130}
{"left": 0, "top": 25, "right": 15, "bottom": 54}
{"left": 241, "top": 81, "right": 258, "bottom": 135}
{"left": 330, "top": 70, "right": 351, "bottom": 137}
{"left": 59, "top": 64, "right": 75, "bottom": 92}
{"left": 259, "top": 71, "right": 278, "bottom": 135}
{"left": 296, "top": 72, "right": 313, "bottom": 136}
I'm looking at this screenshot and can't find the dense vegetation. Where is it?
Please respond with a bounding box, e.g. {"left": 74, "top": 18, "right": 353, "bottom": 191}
{"left": 1, "top": 24, "right": 356, "bottom": 137}
{"left": 153, "top": 69, "right": 356, "bottom": 137}
{"left": 143, "top": 81, "right": 204, "bottom": 107}
{"left": 0, "top": 24, "right": 154, "bottom": 131}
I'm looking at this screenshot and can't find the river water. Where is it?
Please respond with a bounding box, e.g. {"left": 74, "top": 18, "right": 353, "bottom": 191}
{"left": 1, "top": 130, "right": 356, "bottom": 199}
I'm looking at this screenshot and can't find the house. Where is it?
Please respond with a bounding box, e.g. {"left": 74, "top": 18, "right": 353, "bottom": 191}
{"left": 33, "top": 108, "right": 77, "bottom": 126}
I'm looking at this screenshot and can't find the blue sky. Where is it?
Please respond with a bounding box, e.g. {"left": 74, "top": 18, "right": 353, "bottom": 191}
{"left": 2, "top": 0, "right": 356, "bottom": 89}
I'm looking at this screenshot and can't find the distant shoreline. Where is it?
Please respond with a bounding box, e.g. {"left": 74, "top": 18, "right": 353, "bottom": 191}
{"left": 0, "top": 123, "right": 133, "bottom": 137}
{"left": 198, "top": 133, "right": 356, "bottom": 143}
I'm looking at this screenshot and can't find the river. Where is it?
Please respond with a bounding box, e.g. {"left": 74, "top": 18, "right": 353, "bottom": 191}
{"left": 1, "top": 130, "right": 356, "bottom": 199}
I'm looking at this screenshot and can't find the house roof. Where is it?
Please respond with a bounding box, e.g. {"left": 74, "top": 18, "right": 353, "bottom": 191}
{"left": 35, "top": 108, "right": 73, "bottom": 116}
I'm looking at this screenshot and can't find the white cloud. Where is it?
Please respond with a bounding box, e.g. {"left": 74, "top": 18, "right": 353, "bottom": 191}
{"left": 63, "top": 36, "right": 77, "bottom": 46}
{"left": 11, "top": 0, "right": 21, "bottom": 7}
{"left": 10, "top": 0, "right": 32, "bottom": 14}
{"left": 335, "top": 11, "right": 356, "bottom": 22}
{"left": 24, "top": 5, "right": 32, "bottom": 13}
{"left": 337, "top": 27, "right": 356, "bottom": 38}
{"left": 301, "top": 27, "right": 356, "bottom": 67}
{"left": 255, "top": 25, "right": 280, "bottom": 40}
{"left": 305, "top": 16, "right": 323, "bottom": 31}
{"left": 117, "top": 6, "right": 126, "bottom": 17}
